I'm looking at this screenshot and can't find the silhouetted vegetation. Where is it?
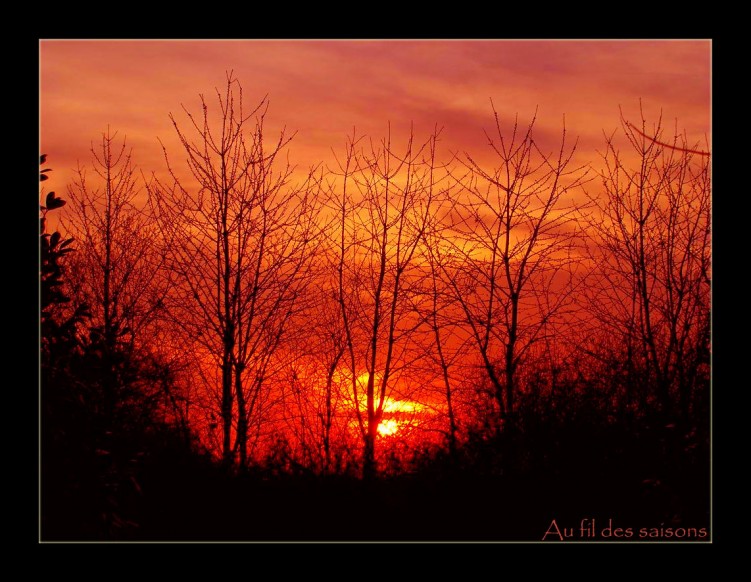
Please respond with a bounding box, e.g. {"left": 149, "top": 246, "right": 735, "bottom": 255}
{"left": 39, "top": 79, "right": 710, "bottom": 542}
{"left": 41, "top": 156, "right": 205, "bottom": 540}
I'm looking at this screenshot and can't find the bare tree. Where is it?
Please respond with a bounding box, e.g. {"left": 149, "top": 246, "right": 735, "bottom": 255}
{"left": 420, "top": 189, "right": 472, "bottom": 456}
{"left": 147, "top": 72, "right": 323, "bottom": 469}
{"left": 446, "top": 105, "right": 589, "bottom": 425}
{"left": 310, "top": 288, "right": 349, "bottom": 474}
{"left": 584, "top": 106, "right": 711, "bottom": 420}
{"left": 59, "top": 133, "right": 188, "bottom": 536}
{"left": 279, "top": 337, "right": 349, "bottom": 474}
{"left": 65, "top": 131, "right": 160, "bottom": 347}
{"left": 64, "top": 129, "right": 170, "bottom": 421}
{"left": 329, "top": 126, "right": 442, "bottom": 478}
{"left": 426, "top": 244, "right": 458, "bottom": 454}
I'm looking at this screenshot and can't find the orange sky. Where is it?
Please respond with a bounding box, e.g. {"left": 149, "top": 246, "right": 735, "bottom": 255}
{"left": 40, "top": 39, "right": 710, "bottom": 198}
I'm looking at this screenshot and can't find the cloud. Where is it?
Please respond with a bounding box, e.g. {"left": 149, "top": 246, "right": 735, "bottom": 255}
{"left": 41, "top": 39, "right": 710, "bottom": 198}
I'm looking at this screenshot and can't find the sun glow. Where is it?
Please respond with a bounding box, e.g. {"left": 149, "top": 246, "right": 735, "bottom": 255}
{"left": 378, "top": 419, "right": 402, "bottom": 436}
{"left": 351, "top": 372, "right": 426, "bottom": 413}
{"left": 382, "top": 399, "right": 424, "bottom": 413}
{"left": 332, "top": 369, "right": 433, "bottom": 439}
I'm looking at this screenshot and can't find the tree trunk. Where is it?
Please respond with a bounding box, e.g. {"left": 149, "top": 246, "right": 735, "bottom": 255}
{"left": 505, "top": 358, "right": 515, "bottom": 422}
{"left": 221, "top": 345, "right": 234, "bottom": 469}
{"left": 444, "top": 362, "right": 457, "bottom": 457}
{"left": 235, "top": 364, "right": 248, "bottom": 470}
{"left": 505, "top": 293, "right": 519, "bottom": 421}
{"left": 324, "top": 376, "right": 333, "bottom": 474}
{"left": 363, "top": 427, "right": 377, "bottom": 481}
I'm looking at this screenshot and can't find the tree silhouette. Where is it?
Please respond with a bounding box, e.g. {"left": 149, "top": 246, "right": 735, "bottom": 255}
{"left": 40, "top": 153, "right": 89, "bottom": 395}
{"left": 329, "top": 126, "right": 443, "bottom": 478}
{"left": 41, "top": 154, "right": 76, "bottom": 329}
{"left": 63, "top": 129, "right": 177, "bottom": 423}
{"left": 147, "top": 72, "right": 323, "bottom": 469}
{"left": 279, "top": 284, "right": 351, "bottom": 474}
{"left": 445, "top": 106, "right": 588, "bottom": 427}
{"left": 583, "top": 106, "right": 711, "bottom": 421}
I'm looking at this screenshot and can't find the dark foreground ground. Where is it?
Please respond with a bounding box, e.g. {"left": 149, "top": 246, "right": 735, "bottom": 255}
{"left": 41, "top": 418, "right": 710, "bottom": 542}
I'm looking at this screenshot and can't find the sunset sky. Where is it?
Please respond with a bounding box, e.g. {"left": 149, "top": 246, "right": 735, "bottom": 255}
{"left": 40, "top": 40, "right": 710, "bottom": 196}
{"left": 40, "top": 43, "right": 713, "bottom": 535}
